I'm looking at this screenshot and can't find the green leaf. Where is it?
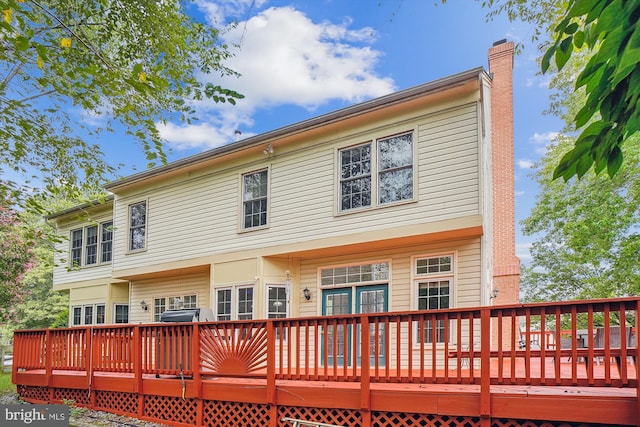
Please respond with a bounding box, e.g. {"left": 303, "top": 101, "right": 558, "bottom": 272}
{"left": 564, "top": 22, "right": 579, "bottom": 34}
{"left": 606, "top": 146, "right": 623, "bottom": 177}
{"left": 568, "top": 0, "right": 600, "bottom": 18}
{"left": 555, "top": 37, "right": 573, "bottom": 70}
{"left": 574, "top": 30, "right": 585, "bottom": 48}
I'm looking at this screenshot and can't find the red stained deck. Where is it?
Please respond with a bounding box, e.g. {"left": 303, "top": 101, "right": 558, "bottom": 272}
{"left": 12, "top": 298, "right": 640, "bottom": 427}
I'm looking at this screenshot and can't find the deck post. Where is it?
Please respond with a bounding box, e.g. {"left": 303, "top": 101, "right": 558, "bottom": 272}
{"left": 480, "top": 307, "right": 491, "bottom": 426}
{"left": 266, "top": 321, "right": 278, "bottom": 427}
{"left": 87, "top": 327, "right": 96, "bottom": 408}
{"left": 45, "top": 329, "right": 53, "bottom": 403}
{"left": 192, "top": 323, "right": 204, "bottom": 427}
{"left": 360, "top": 315, "right": 371, "bottom": 427}
{"left": 135, "top": 326, "right": 144, "bottom": 420}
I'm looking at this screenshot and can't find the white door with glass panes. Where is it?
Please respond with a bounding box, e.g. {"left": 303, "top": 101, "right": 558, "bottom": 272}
{"left": 415, "top": 255, "right": 453, "bottom": 344}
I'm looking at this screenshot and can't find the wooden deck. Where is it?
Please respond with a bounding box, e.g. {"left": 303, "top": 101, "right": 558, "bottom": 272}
{"left": 12, "top": 297, "right": 640, "bottom": 427}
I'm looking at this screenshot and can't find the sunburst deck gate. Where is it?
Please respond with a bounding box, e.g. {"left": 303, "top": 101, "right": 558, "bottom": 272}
{"left": 12, "top": 297, "right": 640, "bottom": 427}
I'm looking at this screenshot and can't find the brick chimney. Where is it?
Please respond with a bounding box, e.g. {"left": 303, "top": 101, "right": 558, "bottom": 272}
{"left": 488, "top": 40, "right": 520, "bottom": 305}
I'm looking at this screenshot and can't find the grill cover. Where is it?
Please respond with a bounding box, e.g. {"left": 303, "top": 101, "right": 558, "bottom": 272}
{"left": 160, "top": 308, "right": 214, "bottom": 322}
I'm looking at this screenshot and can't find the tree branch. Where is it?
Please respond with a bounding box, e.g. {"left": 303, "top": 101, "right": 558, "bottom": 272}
{"left": 1, "top": 63, "right": 25, "bottom": 92}
{"left": 17, "top": 89, "right": 58, "bottom": 104}
{"left": 30, "top": 1, "right": 114, "bottom": 71}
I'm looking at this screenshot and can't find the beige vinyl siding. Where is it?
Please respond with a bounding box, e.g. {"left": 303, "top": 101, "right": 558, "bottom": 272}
{"left": 293, "top": 238, "right": 481, "bottom": 370}
{"left": 129, "top": 271, "right": 210, "bottom": 324}
{"left": 111, "top": 101, "right": 480, "bottom": 272}
{"left": 52, "top": 210, "right": 114, "bottom": 288}
{"left": 297, "top": 237, "right": 481, "bottom": 318}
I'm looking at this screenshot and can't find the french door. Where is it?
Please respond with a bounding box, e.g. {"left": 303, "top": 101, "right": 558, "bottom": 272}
{"left": 321, "top": 284, "right": 387, "bottom": 367}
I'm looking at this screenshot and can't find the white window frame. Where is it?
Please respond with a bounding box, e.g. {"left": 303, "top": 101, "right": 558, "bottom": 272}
{"left": 413, "top": 253, "right": 455, "bottom": 345}
{"left": 114, "top": 304, "right": 129, "bottom": 324}
{"left": 153, "top": 294, "right": 198, "bottom": 321}
{"left": 101, "top": 221, "right": 113, "bottom": 263}
{"left": 72, "top": 306, "right": 82, "bottom": 326}
{"left": 69, "top": 221, "right": 113, "bottom": 268}
{"left": 240, "top": 168, "right": 269, "bottom": 231}
{"left": 266, "top": 284, "right": 289, "bottom": 319}
{"left": 128, "top": 200, "right": 147, "bottom": 252}
{"left": 214, "top": 285, "right": 255, "bottom": 321}
{"left": 337, "top": 130, "right": 415, "bottom": 214}
{"left": 71, "top": 303, "right": 105, "bottom": 325}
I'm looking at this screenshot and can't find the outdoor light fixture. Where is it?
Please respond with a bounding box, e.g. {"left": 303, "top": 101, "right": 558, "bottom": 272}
{"left": 140, "top": 300, "right": 148, "bottom": 311}
{"left": 263, "top": 143, "right": 275, "bottom": 155}
{"left": 303, "top": 287, "right": 311, "bottom": 301}
{"left": 490, "top": 289, "right": 500, "bottom": 299}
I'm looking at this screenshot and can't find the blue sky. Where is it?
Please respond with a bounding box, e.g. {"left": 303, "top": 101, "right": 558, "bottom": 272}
{"left": 94, "top": 1, "right": 563, "bottom": 263}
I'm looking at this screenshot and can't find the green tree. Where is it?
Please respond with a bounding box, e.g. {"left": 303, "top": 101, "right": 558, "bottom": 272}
{"left": 520, "top": 13, "right": 640, "bottom": 301}
{"left": 0, "top": 192, "right": 70, "bottom": 334}
{"left": 521, "top": 137, "right": 640, "bottom": 302}
{"left": 1, "top": 0, "right": 242, "bottom": 210}
{"left": 0, "top": 193, "right": 38, "bottom": 322}
{"left": 481, "top": 0, "right": 640, "bottom": 180}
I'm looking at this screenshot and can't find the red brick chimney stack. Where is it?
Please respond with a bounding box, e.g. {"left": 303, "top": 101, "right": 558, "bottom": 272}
{"left": 488, "top": 40, "right": 520, "bottom": 305}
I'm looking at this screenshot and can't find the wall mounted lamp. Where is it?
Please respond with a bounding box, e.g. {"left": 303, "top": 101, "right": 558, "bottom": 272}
{"left": 489, "top": 289, "right": 500, "bottom": 299}
{"left": 263, "top": 143, "right": 275, "bottom": 155}
{"left": 140, "top": 300, "right": 148, "bottom": 311}
{"left": 303, "top": 287, "right": 311, "bottom": 301}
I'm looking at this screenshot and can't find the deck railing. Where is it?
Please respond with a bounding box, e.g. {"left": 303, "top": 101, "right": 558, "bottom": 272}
{"left": 12, "top": 297, "right": 640, "bottom": 390}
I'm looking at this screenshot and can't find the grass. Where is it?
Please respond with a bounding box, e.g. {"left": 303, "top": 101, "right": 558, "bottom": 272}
{"left": 0, "top": 372, "right": 15, "bottom": 394}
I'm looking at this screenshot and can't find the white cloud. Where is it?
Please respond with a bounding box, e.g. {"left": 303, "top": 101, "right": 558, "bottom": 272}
{"left": 515, "top": 190, "right": 525, "bottom": 197}
{"left": 517, "top": 159, "right": 535, "bottom": 169}
{"left": 528, "top": 131, "right": 559, "bottom": 155}
{"left": 195, "top": 0, "right": 268, "bottom": 26}
{"left": 516, "top": 242, "right": 532, "bottom": 263}
{"left": 159, "top": 5, "right": 395, "bottom": 150}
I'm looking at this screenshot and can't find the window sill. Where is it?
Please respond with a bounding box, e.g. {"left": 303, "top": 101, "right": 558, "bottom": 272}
{"left": 335, "top": 198, "right": 417, "bottom": 217}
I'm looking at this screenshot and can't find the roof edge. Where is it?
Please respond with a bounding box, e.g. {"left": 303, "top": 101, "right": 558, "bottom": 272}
{"left": 47, "top": 194, "right": 114, "bottom": 221}
{"left": 106, "top": 66, "right": 486, "bottom": 192}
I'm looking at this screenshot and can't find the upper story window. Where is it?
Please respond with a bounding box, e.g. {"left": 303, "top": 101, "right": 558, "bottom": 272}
{"left": 339, "top": 131, "right": 413, "bottom": 213}
{"left": 242, "top": 169, "right": 268, "bottom": 229}
{"left": 378, "top": 133, "right": 413, "bottom": 204}
{"left": 69, "top": 221, "right": 113, "bottom": 268}
{"left": 101, "top": 221, "right": 113, "bottom": 262}
{"left": 129, "top": 201, "right": 147, "bottom": 251}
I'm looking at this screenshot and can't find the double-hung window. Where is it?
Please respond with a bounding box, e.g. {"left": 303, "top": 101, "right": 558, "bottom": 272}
{"left": 215, "top": 286, "right": 254, "bottom": 321}
{"left": 114, "top": 304, "right": 129, "bottom": 324}
{"left": 70, "top": 229, "right": 83, "bottom": 267}
{"left": 70, "top": 222, "right": 113, "bottom": 268}
{"left": 85, "top": 225, "right": 98, "bottom": 265}
{"left": 101, "top": 222, "right": 113, "bottom": 262}
{"left": 129, "top": 201, "right": 147, "bottom": 251}
{"left": 339, "top": 131, "right": 413, "bottom": 212}
{"left": 242, "top": 169, "right": 268, "bottom": 229}
{"left": 415, "top": 254, "right": 453, "bottom": 344}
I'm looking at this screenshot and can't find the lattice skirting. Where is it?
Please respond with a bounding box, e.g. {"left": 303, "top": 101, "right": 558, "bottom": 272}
{"left": 53, "top": 387, "right": 91, "bottom": 406}
{"left": 15, "top": 388, "right": 631, "bottom": 427}
{"left": 279, "top": 406, "right": 361, "bottom": 427}
{"left": 95, "top": 390, "right": 139, "bottom": 415}
{"left": 16, "top": 385, "right": 49, "bottom": 402}
{"left": 203, "top": 400, "right": 271, "bottom": 426}
{"left": 372, "top": 411, "right": 479, "bottom": 427}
